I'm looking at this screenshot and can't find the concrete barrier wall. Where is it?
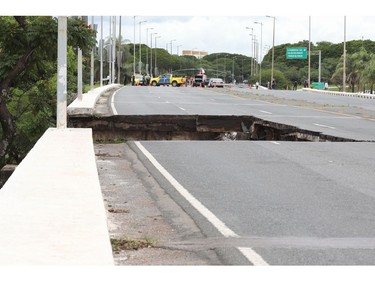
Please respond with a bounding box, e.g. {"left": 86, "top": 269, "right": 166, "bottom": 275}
{"left": 67, "top": 84, "right": 121, "bottom": 116}
{"left": 302, "top": 87, "right": 375, "bottom": 99}
{"left": 0, "top": 128, "right": 113, "bottom": 265}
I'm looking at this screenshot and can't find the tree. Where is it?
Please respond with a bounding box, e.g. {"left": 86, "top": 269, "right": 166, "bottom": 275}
{"left": 363, "top": 55, "right": 375, "bottom": 94}
{"left": 0, "top": 16, "right": 96, "bottom": 168}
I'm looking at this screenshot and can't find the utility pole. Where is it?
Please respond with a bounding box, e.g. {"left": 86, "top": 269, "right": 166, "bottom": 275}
{"left": 118, "top": 16, "right": 122, "bottom": 84}
{"left": 308, "top": 16, "right": 311, "bottom": 87}
{"left": 266, "top": 15, "right": 276, "bottom": 87}
{"left": 342, "top": 16, "right": 346, "bottom": 93}
{"left": 77, "top": 16, "right": 83, "bottom": 100}
{"left": 254, "top": 21, "right": 263, "bottom": 85}
{"left": 245, "top": 26, "right": 253, "bottom": 77}
{"left": 90, "top": 16, "right": 94, "bottom": 90}
{"left": 111, "top": 16, "right": 116, "bottom": 83}
{"left": 57, "top": 17, "right": 67, "bottom": 129}
{"left": 100, "top": 16, "right": 103, "bottom": 87}
{"left": 150, "top": 32, "right": 157, "bottom": 77}
{"left": 108, "top": 16, "right": 112, "bottom": 84}
{"left": 146, "top": 27, "right": 154, "bottom": 74}
{"left": 139, "top": 20, "right": 147, "bottom": 74}
{"left": 133, "top": 16, "right": 136, "bottom": 76}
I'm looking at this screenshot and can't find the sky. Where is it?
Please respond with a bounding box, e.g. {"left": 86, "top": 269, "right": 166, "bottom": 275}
{"left": 4, "top": 0, "right": 375, "bottom": 59}
{"left": 92, "top": 15, "right": 375, "bottom": 59}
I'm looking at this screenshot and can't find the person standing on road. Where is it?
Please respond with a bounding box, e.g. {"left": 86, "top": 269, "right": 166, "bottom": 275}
{"left": 271, "top": 79, "right": 276, "bottom": 89}
{"left": 256, "top": 81, "right": 259, "bottom": 89}
{"left": 293, "top": 80, "right": 298, "bottom": 90}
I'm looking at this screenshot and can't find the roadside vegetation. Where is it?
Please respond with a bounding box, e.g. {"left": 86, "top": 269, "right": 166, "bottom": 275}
{"left": 1, "top": 15, "right": 375, "bottom": 171}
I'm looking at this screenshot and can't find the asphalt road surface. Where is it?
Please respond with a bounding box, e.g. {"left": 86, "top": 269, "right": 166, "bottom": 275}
{"left": 111, "top": 85, "right": 375, "bottom": 265}
{"left": 112, "top": 86, "right": 375, "bottom": 141}
{"left": 131, "top": 141, "right": 375, "bottom": 265}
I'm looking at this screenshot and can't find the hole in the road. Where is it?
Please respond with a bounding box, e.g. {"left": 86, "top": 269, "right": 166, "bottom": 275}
{"left": 69, "top": 115, "right": 358, "bottom": 142}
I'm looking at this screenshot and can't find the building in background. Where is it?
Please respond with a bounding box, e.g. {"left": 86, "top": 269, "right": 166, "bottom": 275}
{"left": 182, "top": 50, "right": 208, "bottom": 59}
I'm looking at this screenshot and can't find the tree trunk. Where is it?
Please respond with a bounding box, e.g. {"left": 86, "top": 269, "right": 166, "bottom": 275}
{"left": 0, "top": 92, "right": 16, "bottom": 168}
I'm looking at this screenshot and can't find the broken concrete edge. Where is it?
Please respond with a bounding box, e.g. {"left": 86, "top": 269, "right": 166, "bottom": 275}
{"left": 67, "top": 84, "right": 122, "bottom": 116}
{"left": 0, "top": 128, "right": 114, "bottom": 265}
{"left": 68, "top": 114, "right": 360, "bottom": 142}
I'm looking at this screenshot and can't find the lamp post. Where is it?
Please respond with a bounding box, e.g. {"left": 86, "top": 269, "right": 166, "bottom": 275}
{"left": 254, "top": 21, "right": 263, "bottom": 85}
{"left": 223, "top": 54, "right": 228, "bottom": 83}
{"left": 133, "top": 16, "right": 136, "bottom": 75}
{"left": 266, "top": 15, "right": 276, "bottom": 88}
{"left": 232, "top": 56, "right": 236, "bottom": 84}
{"left": 150, "top": 32, "right": 157, "bottom": 77}
{"left": 138, "top": 20, "right": 146, "bottom": 73}
{"left": 100, "top": 16, "right": 103, "bottom": 87}
{"left": 146, "top": 27, "right": 153, "bottom": 74}
{"left": 155, "top": 35, "right": 161, "bottom": 76}
{"left": 177, "top": 45, "right": 182, "bottom": 56}
{"left": 308, "top": 16, "right": 311, "bottom": 88}
{"left": 342, "top": 16, "right": 346, "bottom": 93}
{"left": 170, "top": 39, "right": 176, "bottom": 54}
{"left": 253, "top": 35, "right": 257, "bottom": 76}
{"left": 246, "top": 27, "right": 254, "bottom": 77}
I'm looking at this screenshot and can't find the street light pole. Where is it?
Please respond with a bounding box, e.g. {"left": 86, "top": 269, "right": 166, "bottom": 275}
{"left": 246, "top": 27, "right": 253, "bottom": 77}
{"left": 254, "top": 21, "right": 263, "bottom": 85}
{"left": 342, "top": 16, "right": 346, "bottom": 93}
{"left": 170, "top": 39, "right": 176, "bottom": 54}
{"left": 100, "top": 16, "right": 103, "bottom": 87}
{"left": 232, "top": 56, "right": 236, "bottom": 84}
{"left": 177, "top": 45, "right": 182, "bottom": 56}
{"left": 133, "top": 16, "right": 136, "bottom": 75}
{"left": 146, "top": 27, "right": 153, "bottom": 74}
{"left": 266, "top": 15, "right": 276, "bottom": 88}
{"left": 111, "top": 16, "right": 116, "bottom": 84}
{"left": 155, "top": 36, "right": 161, "bottom": 76}
{"left": 308, "top": 16, "right": 311, "bottom": 88}
{"left": 118, "top": 16, "right": 122, "bottom": 84}
{"left": 57, "top": 16, "right": 67, "bottom": 129}
{"left": 150, "top": 32, "right": 157, "bottom": 77}
{"left": 139, "top": 20, "right": 147, "bottom": 74}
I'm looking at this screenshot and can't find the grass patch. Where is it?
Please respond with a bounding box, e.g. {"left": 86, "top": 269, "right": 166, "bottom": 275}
{"left": 111, "top": 237, "right": 156, "bottom": 253}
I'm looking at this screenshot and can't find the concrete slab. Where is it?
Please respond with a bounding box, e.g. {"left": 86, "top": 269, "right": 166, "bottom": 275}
{"left": 0, "top": 128, "right": 114, "bottom": 265}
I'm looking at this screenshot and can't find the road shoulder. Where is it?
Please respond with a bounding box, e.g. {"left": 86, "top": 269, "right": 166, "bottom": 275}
{"left": 95, "top": 142, "right": 221, "bottom": 265}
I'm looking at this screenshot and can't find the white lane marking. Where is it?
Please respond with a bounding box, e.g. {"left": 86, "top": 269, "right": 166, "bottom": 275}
{"left": 270, "top": 141, "right": 280, "bottom": 145}
{"left": 135, "top": 141, "right": 237, "bottom": 238}
{"left": 259, "top": 110, "right": 273, "bottom": 115}
{"left": 134, "top": 141, "right": 269, "bottom": 266}
{"left": 110, "top": 88, "right": 121, "bottom": 115}
{"left": 178, "top": 107, "right": 186, "bottom": 111}
{"left": 238, "top": 247, "right": 269, "bottom": 266}
{"left": 313, "top": 123, "right": 336, "bottom": 130}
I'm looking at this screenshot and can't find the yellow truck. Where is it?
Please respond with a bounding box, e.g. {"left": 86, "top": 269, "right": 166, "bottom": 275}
{"left": 149, "top": 73, "right": 186, "bottom": 87}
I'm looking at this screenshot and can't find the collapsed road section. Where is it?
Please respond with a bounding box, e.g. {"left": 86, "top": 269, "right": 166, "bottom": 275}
{"left": 68, "top": 115, "right": 357, "bottom": 142}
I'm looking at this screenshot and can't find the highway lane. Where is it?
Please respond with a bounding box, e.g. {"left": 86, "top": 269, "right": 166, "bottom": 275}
{"left": 132, "top": 141, "right": 375, "bottom": 265}
{"left": 234, "top": 87, "right": 375, "bottom": 112}
{"left": 112, "top": 86, "right": 375, "bottom": 141}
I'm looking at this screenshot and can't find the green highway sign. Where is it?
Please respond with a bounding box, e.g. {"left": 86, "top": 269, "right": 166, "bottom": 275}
{"left": 286, "top": 47, "right": 307, "bottom": 59}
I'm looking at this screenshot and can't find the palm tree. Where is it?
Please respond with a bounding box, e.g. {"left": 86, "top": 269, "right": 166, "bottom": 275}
{"left": 363, "top": 55, "right": 375, "bottom": 94}
{"left": 331, "top": 47, "right": 371, "bottom": 92}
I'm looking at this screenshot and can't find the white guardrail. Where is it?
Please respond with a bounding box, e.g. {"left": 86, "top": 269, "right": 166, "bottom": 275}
{"left": 302, "top": 87, "right": 375, "bottom": 99}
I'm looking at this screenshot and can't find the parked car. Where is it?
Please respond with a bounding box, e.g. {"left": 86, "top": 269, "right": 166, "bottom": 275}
{"left": 208, "top": 78, "right": 224, "bottom": 88}
{"left": 131, "top": 73, "right": 144, "bottom": 86}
